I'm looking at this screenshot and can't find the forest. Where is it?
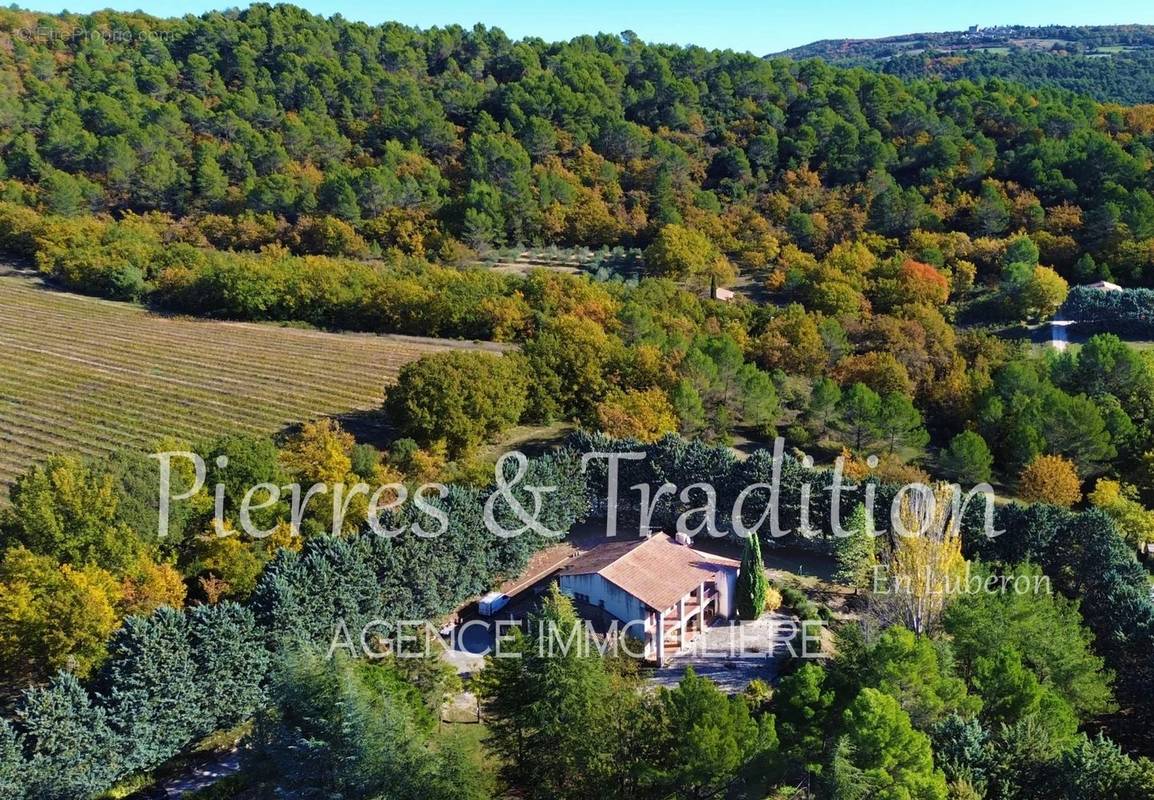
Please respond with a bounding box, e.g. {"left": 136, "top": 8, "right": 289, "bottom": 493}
{"left": 1, "top": 4, "right": 1154, "bottom": 276}
{"left": 874, "top": 50, "right": 1154, "bottom": 106}
{"left": 2, "top": 3, "right": 1154, "bottom": 799}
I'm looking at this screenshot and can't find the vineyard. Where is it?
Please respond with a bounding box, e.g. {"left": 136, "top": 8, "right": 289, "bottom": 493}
{"left": 0, "top": 268, "right": 495, "bottom": 497}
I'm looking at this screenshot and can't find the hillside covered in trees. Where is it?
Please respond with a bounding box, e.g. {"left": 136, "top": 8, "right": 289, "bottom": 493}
{"left": 773, "top": 24, "right": 1154, "bottom": 61}
{"left": 4, "top": 4, "right": 1154, "bottom": 799}
{"left": 3, "top": 3, "right": 1154, "bottom": 480}
{"left": 1, "top": 4, "right": 1154, "bottom": 279}
{"left": 871, "top": 50, "right": 1154, "bottom": 106}
{"left": 773, "top": 24, "right": 1154, "bottom": 104}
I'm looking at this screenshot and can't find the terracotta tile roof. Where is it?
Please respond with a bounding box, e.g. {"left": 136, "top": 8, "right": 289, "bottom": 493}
{"left": 560, "top": 533, "right": 739, "bottom": 612}
{"left": 497, "top": 542, "right": 580, "bottom": 596}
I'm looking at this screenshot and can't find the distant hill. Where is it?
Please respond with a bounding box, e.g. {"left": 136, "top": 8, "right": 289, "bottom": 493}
{"left": 772, "top": 24, "right": 1154, "bottom": 61}
{"left": 771, "top": 25, "right": 1154, "bottom": 104}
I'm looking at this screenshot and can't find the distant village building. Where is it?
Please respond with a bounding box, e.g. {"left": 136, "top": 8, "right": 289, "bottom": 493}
{"left": 558, "top": 533, "right": 740, "bottom": 666}
{"left": 705, "top": 280, "right": 736, "bottom": 302}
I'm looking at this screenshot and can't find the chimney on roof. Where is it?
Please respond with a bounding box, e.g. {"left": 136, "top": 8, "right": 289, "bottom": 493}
{"left": 674, "top": 531, "right": 693, "bottom": 546}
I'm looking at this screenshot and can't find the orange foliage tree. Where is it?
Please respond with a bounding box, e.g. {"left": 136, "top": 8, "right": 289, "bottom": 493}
{"left": 898, "top": 259, "right": 950, "bottom": 306}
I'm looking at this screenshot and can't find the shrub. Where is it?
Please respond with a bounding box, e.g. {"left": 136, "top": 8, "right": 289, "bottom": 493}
{"left": 778, "top": 585, "right": 820, "bottom": 620}
{"left": 764, "top": 585, "right": 783, "bottom": 613}
{"left": 0, "top": 202, "right": 45, "bottom": 257}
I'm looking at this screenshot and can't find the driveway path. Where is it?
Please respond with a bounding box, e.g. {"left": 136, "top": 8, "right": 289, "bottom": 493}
{"left": 154, "top": 749, "right": 242, "bottom": 798}
{"left": 1050, "top": 317, "right": 1074, "bottom": 351}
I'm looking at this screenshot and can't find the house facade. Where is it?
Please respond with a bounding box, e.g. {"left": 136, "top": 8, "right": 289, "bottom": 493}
{"left": 558, "top": 533, "right": 740, "bottom": 666}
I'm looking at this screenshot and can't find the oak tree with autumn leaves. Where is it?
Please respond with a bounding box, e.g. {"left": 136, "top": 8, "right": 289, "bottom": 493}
{"left": 1018, "top": 455, "right": 1083, "bottom": 508}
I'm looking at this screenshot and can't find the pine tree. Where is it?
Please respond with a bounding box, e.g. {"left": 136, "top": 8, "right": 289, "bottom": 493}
{"left": 736, "top": 533, "right": 769, "bottom": 620}
{"left": 647, "top": 667, "right": 778, "bottom": 798}
{"left": 98, "top": 608, "right": 207, "bottom": 775}
{"left": 774, "top": 663, "right": 838, "bottom": 777}
{"left": 832, "top": 689, "right": 948, "bottom": 800}
{"left": 877, "top": 392, "right": 929, "bottom": 455}
{"left": 20, "top": 674, "right": 122, "bottom": 798}
{"left": 188, "top": 602, "right": 269, "bottom": 729}
{"left": 0, "top": 720, "right": 25, "bottom": 800}
{"left": 475, "top": 585, "right": 640, "bottom": 800}
{"left": 838, "top": 382, "right": 882, "bottom": 451}
{"left": 250, "top": 651, "right": 480, "bottom": 800}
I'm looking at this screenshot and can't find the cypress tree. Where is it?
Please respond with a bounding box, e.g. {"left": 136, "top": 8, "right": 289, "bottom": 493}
{"left": 736, "top": 533, "right": 769, "bottom": 620}
{"left": 834, "top": 503, "right": 876, "bottom": 592}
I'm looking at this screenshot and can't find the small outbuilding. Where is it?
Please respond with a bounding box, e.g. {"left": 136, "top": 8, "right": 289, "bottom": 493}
{"left": 1086, "top": 280, "right": 1124, "bottom": 292}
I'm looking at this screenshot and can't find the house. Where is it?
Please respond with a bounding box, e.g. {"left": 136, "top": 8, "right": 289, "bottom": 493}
{"left": 1086, "top": 280, "right": 1124, "bottom": 292}
{"left": 558, "top": 532, "right": 740, "bottom": 666}
{"left": 703, "top": 281, "right": 736, "bottom": 302}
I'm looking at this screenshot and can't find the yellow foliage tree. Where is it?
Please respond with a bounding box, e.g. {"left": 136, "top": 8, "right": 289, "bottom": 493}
{"left": 278, "top": 418, "right": 380, "bottom": 536}
{"left": 1022, "top": 265, "right": 1069, "bottom": 319}
{"left": 1018, "top": 454, "right": 1082, "bottom": 508}
{"left": 0, "top": 547, "right": 121, "bottom": 682}
{"left": 872, "top": 484, "right": 966, "bottom": 636}
{"left": 834, "top": 351, "right": 914, "bottom": 397}
{"left": 408, "top": 441, "right": 450, "bottom": 484}
{"left": 480, "top": 291, "right": 533, "bottom": 342}
{"left": 192, "top": 523, "right": 268, "bottom": 602}
{"left": 752, "top": 304, "right": 826, "bottom": 377}
{"left": 120, "top": 555, "right": 187, "bottom": 616}
{"left": 594, "top": 388, "right": 679, "bottom": 443}
{"left": 840, "top": 449, "right": 931, "bottom": 486}
{"left": 280, "top": 417, "right": 355, "bottom": 485}
{"left": 1088, "top": 479, "right": 1154, "bottom": 552}
{"left": 643, "top": 223, "right": 736, "bottom": 288}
